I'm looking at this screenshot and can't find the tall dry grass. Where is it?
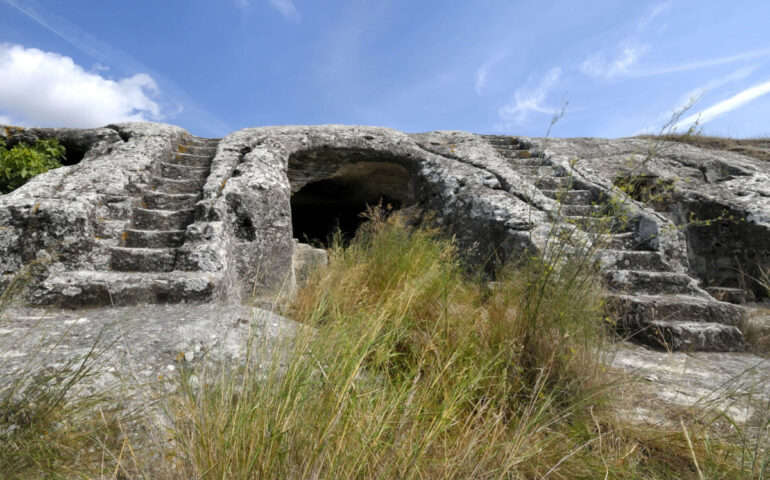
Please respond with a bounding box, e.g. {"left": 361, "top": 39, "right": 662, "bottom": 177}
{"left": 2, "top": 208, "right": 768, "bottom": 478}
{"left": 164, "top": 208, "right": 623, "bottom": 479}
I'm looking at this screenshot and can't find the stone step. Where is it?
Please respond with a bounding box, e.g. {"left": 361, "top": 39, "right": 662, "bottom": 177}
{"left": 167, "top": 153, "right": 213, "bottom": 168}
{"left": 150, "top": 176, "right": 203, "bottom": 194}
{"left": 500, "top": 150, "right": 535, "bottom": 160}
{"left": 480, "top": 135, "right": 525, "bottom": 147}
{"left": 184, "top": 136, "right": 220, "bottom": 145}
{"left": 177, "top": 144, "right": 217, "bottom": 156}
{"left": 533, "top": 176, "right": 575, "bottom": 190}
{"left": 512, "top": 157, "right": 550, "bottom": 166}
{"left": 480, "top": 134, "right": 514, "bottom": 140}
{"left": 517, "top": 165, "right": 559, "bottom": 177}
{"left": 541, "top": 189, "right": 595, "bottom": 204}
{"left": 142, "top": 191, "right": 198, "bottom": 210}
{"left": 705, "top": 287, "right": 749, "bottom": 304}
{"left": 605, "top": 293, "right": 747, "bottom": 351}
{"left": 560, "top": 204, "right": 604, "bottom": 216}
{"left": 640, "top": 321, "right": 745, "bottom": 352}
{"left": 123, "top": 229, "right": 186, "bottom": 248}
{"left": 110, "top": 247, "right": 176, "bottom": 272}
{"left": 565, "top": 215, "right": 635, "bottom": 234}
{"left": 603, "top": 270, "right": 708, "bottom": 297}
{"left": 160, "top": 162, "right": 209, "bottom": 181}
{"left": 490, "top": 142, "right": 526, "bottom": 150}
{"left": 27, "top": 270, "right": 220, "bottom": 307}
{"left": 133, "top": 208, "right": 195, "bottom": 230}
{"left": 599, "top": 250, "right": 670, "bottom": 271}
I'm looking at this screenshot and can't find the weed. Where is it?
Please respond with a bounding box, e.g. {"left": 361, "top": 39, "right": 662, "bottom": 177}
{"left": 0, "top": 138, "right": 65, "bottom": 194}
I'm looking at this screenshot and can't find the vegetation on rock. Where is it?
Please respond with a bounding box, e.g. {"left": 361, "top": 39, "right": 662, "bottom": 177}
{"left": 0, "top": 209, "right": 768, "bottom": 478}
{"left": 0, "top": 138, "right": 65, "bottom": 194}
{"left": 162, "top": 210, "right": 769, "bottom": 479}
{"left": 639, "top": 134, "right": 770, "bottom": 163}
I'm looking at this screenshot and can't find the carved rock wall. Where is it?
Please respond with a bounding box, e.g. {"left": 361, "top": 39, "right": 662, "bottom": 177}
{"left": 2, "top": 122, "right": 768, "bottom": 351}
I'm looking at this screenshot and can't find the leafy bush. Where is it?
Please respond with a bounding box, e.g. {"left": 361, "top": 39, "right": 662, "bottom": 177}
{"left": 0, "top": 138, "right": 65, "bottom": 194}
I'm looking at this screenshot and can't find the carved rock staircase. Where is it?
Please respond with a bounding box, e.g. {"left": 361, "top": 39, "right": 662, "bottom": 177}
{"left": 481, "top": 135, "right": 746, "bottom": 352}
{"left": 30, "top": 136, "right": 222, "bottom": 307}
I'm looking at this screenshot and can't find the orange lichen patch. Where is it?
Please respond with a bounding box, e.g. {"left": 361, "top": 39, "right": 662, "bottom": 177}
{"left": 220, "top": 179, "right": 227, "bottom": 191}
{"left": 3, "top": 125, "right": 25, "bottom": 137}
{"left": 32, "top": 202, "right": 40, "bottom": 214}
{"left": 121, "top": 231, "right": 128, "bottom": 243}
{"left": 178, "top": 144, "right": 188, "bottom": 154}
{"left": 516, "top": 150, "right": 532, "bottom": 159}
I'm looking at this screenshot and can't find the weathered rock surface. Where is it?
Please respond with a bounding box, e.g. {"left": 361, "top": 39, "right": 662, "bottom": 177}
{"left": 2, "top": 122, "right": 769, "bottom": 352}
{"left": 611, "top": 342, "right": 770, "bottom": 425}
{"left": 0, "top": 304, "right": 298, "bottom": 413}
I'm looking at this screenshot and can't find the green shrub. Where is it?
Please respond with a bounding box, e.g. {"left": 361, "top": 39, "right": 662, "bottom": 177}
{"left": 0, "top": 138, "right": 65, "bottom": 194}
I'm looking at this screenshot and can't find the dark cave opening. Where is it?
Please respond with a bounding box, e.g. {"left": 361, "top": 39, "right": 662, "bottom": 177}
{"left": 679, "top": 201, "right": 769, "bottom": 302}
{"left": 289, "top": 154, "right": 414, "bottom": 247}
{"left": 56, "top": 139, "right": 89, "bottom": 166}
{"left": 3, "top": 135, "right": 90, "bottom": 166}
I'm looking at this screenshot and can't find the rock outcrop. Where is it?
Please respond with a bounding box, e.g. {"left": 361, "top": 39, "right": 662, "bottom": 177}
{"left": 2, "top": 122, "right": 768, "bottom": 352}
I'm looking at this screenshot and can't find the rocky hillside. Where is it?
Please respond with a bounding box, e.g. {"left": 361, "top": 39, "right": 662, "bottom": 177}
{"left": 1, "top": 122, "right": 769, "bottom": 352}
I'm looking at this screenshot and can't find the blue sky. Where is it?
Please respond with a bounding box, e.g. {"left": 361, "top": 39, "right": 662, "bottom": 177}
{"left": 1, "top": 0, "right": 769, "bottom": 138}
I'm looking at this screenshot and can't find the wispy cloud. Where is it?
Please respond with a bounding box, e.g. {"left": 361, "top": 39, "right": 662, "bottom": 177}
{"left": 268, "top": 0, "right": 300, "bottom": 21}
{"left": 674, "top": 80, "right": 770, "bottom": 130}
{"left": 0, "top": 44, "right": 161, "bottom": 127}
{"left": 475, "top": 53, "right": 506, "bottom": 96}
{"left": 638, "top": 67, "right": 759, "bottom": 135}
{"left": 0, "top": 114, "right": 12, "bottom": 125}
{"left": 637, "top": 2, "right": 670, "bottom": 30}
{"left": 1, "top": 0, "right": 231, "bottom": 135}
{"left": 633, "top": 47, "right": 770, "bottom": 77}
{"left": 581, "top": 44, "right": 648, "bottom": 78}
{"left": 498, "top": 67, "right": 561, "bottom": 124}
{"left": 674, "top": 66, "right": 757, "bottom": 110}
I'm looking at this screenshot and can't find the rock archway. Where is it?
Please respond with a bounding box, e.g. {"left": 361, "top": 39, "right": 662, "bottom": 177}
{"left": 288, "top": 149, "right": 416, "bottom": 246}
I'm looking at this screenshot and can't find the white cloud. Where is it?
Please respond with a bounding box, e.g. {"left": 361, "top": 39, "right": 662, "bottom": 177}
{"left": 675, "top": 66, "right": 757, "bottom": 110}
{"left": 91, "top": 62, "right": 110, "bottom": 73}
{"left": 268, "top": 0, "right": 300, "bottom": 21}
{"left": 675, "top": 80, "right": 770, "bottom": 130}
{"left": 581, "top": 44, "right": 648, "bottom": 78}
{"left": 475, "top": 54, "right": 505, "bottom": 96}
{"left": 2, "top": 0, "right": 231, "bottom": 135}
{"left": 498, "top": 67, "right": 561, "bottom": 124}
{"left": 637, "top": 2, "right": 670, "bottom": 30}
{"left": 635, "top": 47, "right": 770, "bottom": 77}
{"left": 0, "top": 44, "right": 161, "bottom": 128}
{"left": 0, "top": 115, "right": 12, "bottom": 125}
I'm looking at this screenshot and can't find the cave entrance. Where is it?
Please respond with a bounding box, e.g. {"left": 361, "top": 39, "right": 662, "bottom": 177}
{"left": 679, "top": 201, "right": 769, "bottom": 302}
{"left": 289, "top": 151, "right": 415, "bottom": 247}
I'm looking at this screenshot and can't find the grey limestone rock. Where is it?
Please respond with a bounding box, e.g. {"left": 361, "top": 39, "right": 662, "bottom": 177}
{"left": 1, "top": 122, "right": 769, "bottom": 352}
{"left": 293, "top": 241, "right": 328, "bottom": 289}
